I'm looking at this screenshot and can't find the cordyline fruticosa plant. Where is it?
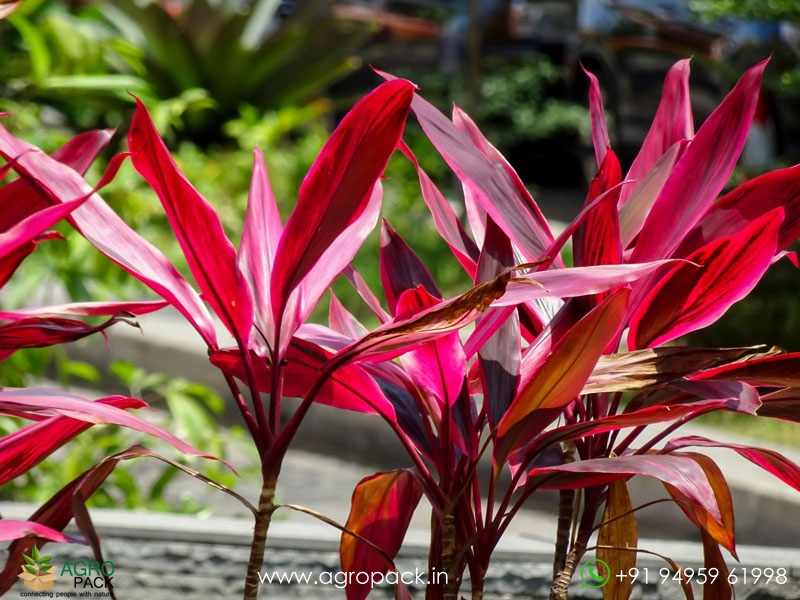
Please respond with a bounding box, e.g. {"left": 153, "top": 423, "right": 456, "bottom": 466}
{"left": 2, "top": 56, "right": 800, "bottom": 600}
{"left": 0, "top": 129, "right": 224, "bottom": 592}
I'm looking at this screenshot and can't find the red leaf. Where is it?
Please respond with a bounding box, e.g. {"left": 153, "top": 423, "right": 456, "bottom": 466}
{"left": 380, "top": 219, "right": 441, "bottom": 315}
{"left": 629, "top": 208, "right": 782, "bottom": 348}
{"left": 129, "top": 98, "right": 253, "bottom": 344}
{"left": 664, "top": 453, "right": 736, "bottom": 556}
{"left": 665, "top": 435, "right": 800, "bottom": 492}
{"left": 0, "top": 396, "right": 145, "bottom": 486}
{"left": 679, "top": 163, "right": 800, "bottom": 256}
{"left": 210, "top": 342, "right": 396, "bottom": 420}
{"left": 573, "top": 150, "right": 622, "bottom": 269}
{"left": 0, "top": 388, "right": 223, "bottom": 462}
{"left": 0, "top": 125, "right": 217, "bottom": 346}
{"left": 495, "top": 289, "right": 629, "bottom": 465}
{"left": 270, "top": 80, "right": 413, "bottom": 354}
{"left": 691, "top": 351, "right": 800, "bottom": 387}
{"left": 632, "top": 60, "right": 768, "bottom": 262}
{"left": 340, "top": 470, "right": 422, "bottom": 600}
{"left": 526, "top": 454, "right": 722, "bottom": 524}
{"left": 0, "top": 314, "right": 135, "bottom": 352}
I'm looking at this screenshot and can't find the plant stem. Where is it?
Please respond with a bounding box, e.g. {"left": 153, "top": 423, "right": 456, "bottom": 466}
{"left": 548, "top": 537, "right": 587, "bottom": 600}
{"left": 243, "top": 475, "right": 278, "bottom": 600}
{"left": 441, "top": 511, "right": 461, "bottom": 600}
{"left": 552, "top": 489, "right": 575, "bottom": 580}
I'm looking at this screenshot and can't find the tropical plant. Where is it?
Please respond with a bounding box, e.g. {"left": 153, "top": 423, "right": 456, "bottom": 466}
{"left": 2, "top": 55, "right": 800, "bottom": 600}
{"left": 0, "top": 128, "right": 220, "bottom": 575}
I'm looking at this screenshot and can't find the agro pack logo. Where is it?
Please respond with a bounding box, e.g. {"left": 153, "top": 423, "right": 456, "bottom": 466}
{"left": 18, "top": 545, "right": 57, "bottom": 591}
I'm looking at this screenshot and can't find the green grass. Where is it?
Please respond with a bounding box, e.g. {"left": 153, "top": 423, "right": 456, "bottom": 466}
{"left": 694, "top": 412, "right": 800, "bottom": 448}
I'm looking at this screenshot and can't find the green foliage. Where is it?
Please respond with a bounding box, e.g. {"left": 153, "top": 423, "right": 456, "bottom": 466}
{"left": 393, "top": 54, "right": 589, "bottom": 152}
{"left": 689, "top": 0, "right": 800, "bottom": 21}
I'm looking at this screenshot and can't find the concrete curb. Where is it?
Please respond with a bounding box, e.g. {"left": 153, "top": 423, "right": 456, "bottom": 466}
{"left": 66, "top": 309, "right": 800, "bottom": 547}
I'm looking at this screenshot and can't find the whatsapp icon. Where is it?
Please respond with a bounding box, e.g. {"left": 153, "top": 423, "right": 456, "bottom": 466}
{"left": 580, "top": 559, "right": 610, "bottom": 588}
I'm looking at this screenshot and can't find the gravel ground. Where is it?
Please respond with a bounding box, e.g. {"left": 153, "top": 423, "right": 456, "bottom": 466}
{"left": 4, "top": 537, "right": 799, "bottom": 600}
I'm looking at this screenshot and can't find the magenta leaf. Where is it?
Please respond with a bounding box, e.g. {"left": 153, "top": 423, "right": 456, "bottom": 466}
{"left": 340, "top": 470, "right": 422, "bottom": 600}
{"left": 398, "top": 141, "right": 479, "bottom": 276}
{"left": 495, "top": 289, "right": 629, "bottom": 465}
{"left": 0, "top": 387, "right": 221, "bottom": 461}
{"left": 238, "top": 148, "right": 283, "bottom": 353}
{"left": 631, "top": 60, "right": 768, "bottom": 262}
{"left": 0, "top": 126, "right": 218, "bottom": 346}
{"left": 270, "top": 79, "right": 414, "bottom": 355}
{"left": 210, "top": 341, "right": 396, "bottom": 420}
{"left": 678, "top": 163, "right": 800, "bottom": 256}
{"left": 396, "top": 286, "right": 466, "bottom": 409}
{"left": 380, "top": 219, "right": 441, "bottom": 315}
{"left": 629, "top": 208, "right": 782, "bottom": 348}
{"left": 620, "top": 59, "right": 693, "bottom": 207}
{"left": 582, "top": 65, "right": 610, "bottom": 166}
{"left": 0, "top": 396, "right": 144, "bottom": 486}
{"left": 129, "top": 98, "right": 254, "bottom": 344}
{"left": 525, "top": 454, "right": 722, "bottom": 524}
{"left": 665, "top": 435, "right": 800, "bottom": 493}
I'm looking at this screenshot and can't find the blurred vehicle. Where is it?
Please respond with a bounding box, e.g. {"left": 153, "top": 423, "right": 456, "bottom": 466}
{"left": 508, "top": 0, "right": 800, "bottom": 167}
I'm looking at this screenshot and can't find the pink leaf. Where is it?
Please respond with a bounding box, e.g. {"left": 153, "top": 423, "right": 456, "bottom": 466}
{"left": 129, "top": 98, "right": 253, "bottom": 344}
{"left": 0, "top": 314, "right": 136, "bottom": 352}
{"left": 526, "top": 454, "right": 721, "bottom": 524}
{"left": 0, "top": 396, "right": 145, "bottom": 486}
{"left": 271, "top": 80, "right": 414, "bottom": 354}
{"left": 665, "top": 435, "right": 800, "bottom": 493}
{"left": 239, "top": 148, "right": 283, "bottom": 353}
{"left": 0, "top": 388, "right": 221, "bottom": 461}
{"left": 0, "top": 300, "right": 167, "bottom": 319}
{"left": 620, "top": 59, "right": 693, "bottom": 207}
{"left": 398, "top": 141, "right": 479, "bottom": 276}
{"left": 0, "top": 126, "right": 217, "bottom": 346}
{"left": 0, "top": 520, "right": 74, "bottom": 544}
{"left": 398, "top": 82, "right": 555, "bottom": 262}
{"left": 494, "top": 260, "right": 678, "bottom": 306}
{"left": 631, "top": 60, "right": 768, "bottom": 262}
{"left": 573, "top": 150, "right": 622, "bottom": 268}
{"left": 582, "top": 65, "right": 610, "bottom": 166}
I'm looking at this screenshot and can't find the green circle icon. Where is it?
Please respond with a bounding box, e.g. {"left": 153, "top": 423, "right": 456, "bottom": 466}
{"left": 580, "top": 559, "right": 610, "bottom": 588}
